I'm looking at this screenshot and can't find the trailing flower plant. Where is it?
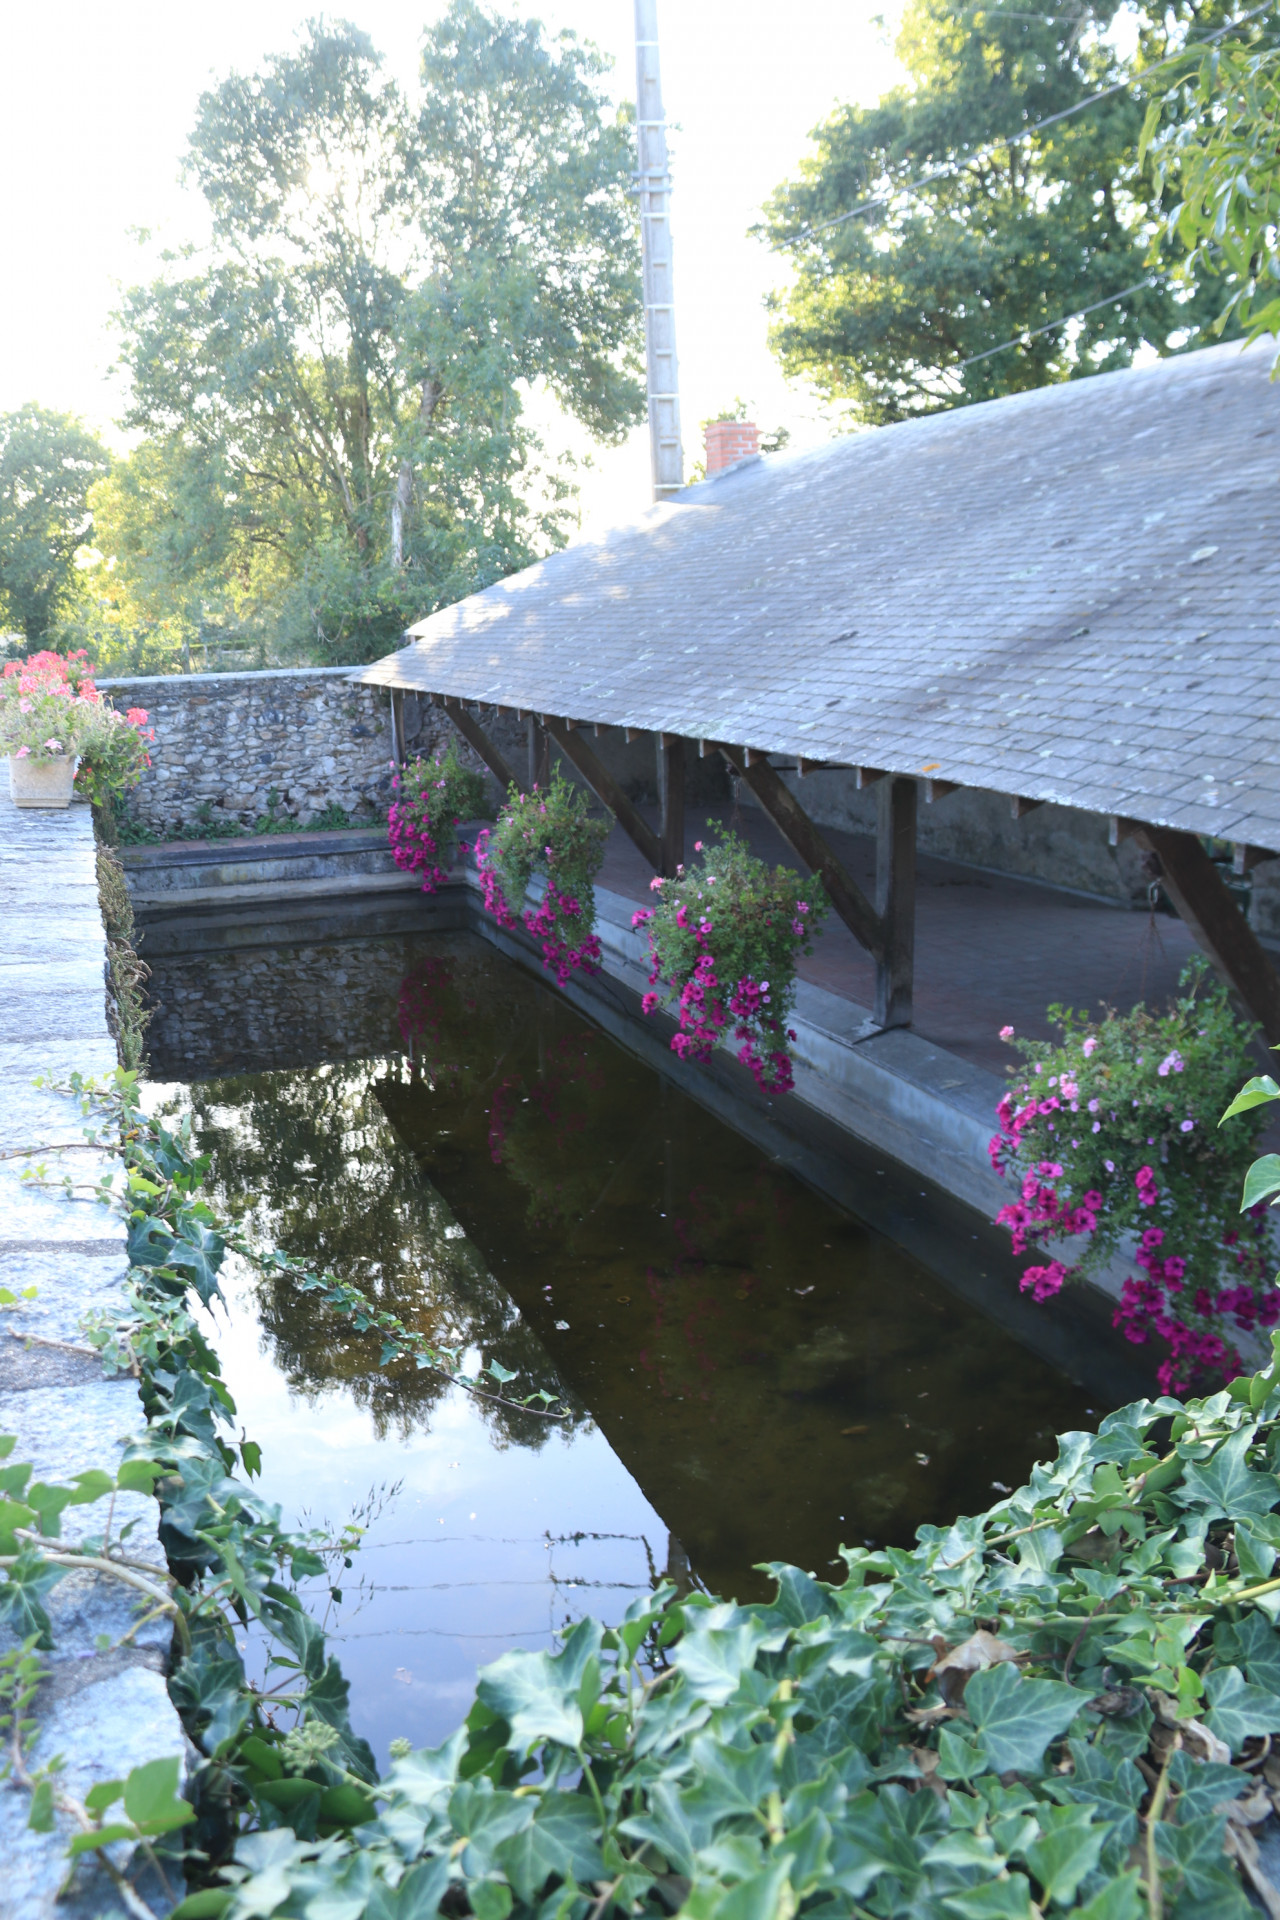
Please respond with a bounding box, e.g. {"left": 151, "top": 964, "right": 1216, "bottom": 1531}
{"left": 0, "top": 648, "right": 153, "bottom": 799}
{"left": 990, "top": 958, "right": 1271, "bottom": 1394}
{"left": 476, "top": 768, "right": 610, "bottom": 985}
{"left": 633, "top": 825, "right": 827, "bottom": 1094}
{"left": 387, "top": 738, "right": 488, "bottom": 892}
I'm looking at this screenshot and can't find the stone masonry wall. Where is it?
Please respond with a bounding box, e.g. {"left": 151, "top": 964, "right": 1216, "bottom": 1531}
{"left": 99, "top": 666, "right": 415, "bottom": 835}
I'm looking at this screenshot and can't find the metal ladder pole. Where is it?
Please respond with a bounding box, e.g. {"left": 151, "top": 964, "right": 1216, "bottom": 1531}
{"left": 634, "top": 0, "right": 683, "bottom": 502}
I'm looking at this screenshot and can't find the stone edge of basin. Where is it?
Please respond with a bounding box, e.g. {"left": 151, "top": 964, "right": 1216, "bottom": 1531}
{"left": 0, "top": 795, "right": 186, "bottom": 1918}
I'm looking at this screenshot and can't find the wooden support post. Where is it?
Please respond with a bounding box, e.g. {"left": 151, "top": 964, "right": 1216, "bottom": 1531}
{"left": 717, "top": 743, "right": 885, "bottom": 960}
{"left": 658, "top": 733, "right": 685, "bottom": 877}
{"left": 875, "top": 776, "right": 917, "bottom": 1029}
{"left": 526, "top": 715, "right": 549, "bottom": 792}
{"left": 1135, "top": 823, "right": 1280, "bottom": 1046}
{"left": 543, "top": 716, "right": 663, "bottom": 871}
{"left": 438, "top": 696, "right": 517, "bottom": 794}
{"left": 390, "top": 689, "right": 405, "bottom": 767}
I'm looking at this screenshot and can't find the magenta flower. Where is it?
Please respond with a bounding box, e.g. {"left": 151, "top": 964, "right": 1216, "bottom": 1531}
{"left": 999, "top": 1024, "right": 1014, "bottom": 1040}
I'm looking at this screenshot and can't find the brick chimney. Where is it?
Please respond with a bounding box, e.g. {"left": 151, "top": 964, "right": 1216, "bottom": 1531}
{"left": 704, "top": 419, "right": 760, "bottom": 476}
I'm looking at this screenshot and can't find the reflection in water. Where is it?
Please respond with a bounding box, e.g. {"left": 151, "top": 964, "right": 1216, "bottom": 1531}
{"left": 148, "top": 929, "right": 1100, "bottom": 1763}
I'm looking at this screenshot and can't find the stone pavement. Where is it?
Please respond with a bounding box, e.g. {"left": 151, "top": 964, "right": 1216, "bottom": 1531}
{"left": 596, "top": 800, "right": 1204, "bottom": 1075}
{"left": 0, "top": 794, "right": 183, "bottom": 1917}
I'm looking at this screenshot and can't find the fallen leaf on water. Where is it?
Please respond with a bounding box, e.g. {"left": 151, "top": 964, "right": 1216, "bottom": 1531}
{"left": 841, "top": 1425, "right": 869, "bottom": 1437}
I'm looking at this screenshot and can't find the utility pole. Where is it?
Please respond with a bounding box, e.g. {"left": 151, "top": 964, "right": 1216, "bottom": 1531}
{"left": 634, "top": 0, "right": 683, "bottom": 501}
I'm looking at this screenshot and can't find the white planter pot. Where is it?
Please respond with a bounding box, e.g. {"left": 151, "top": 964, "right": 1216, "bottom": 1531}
{"left": 7, "top": 755, "right": 78, "bottom": 809}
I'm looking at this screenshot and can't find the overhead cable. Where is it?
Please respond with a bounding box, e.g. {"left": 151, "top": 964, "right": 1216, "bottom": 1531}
{"left": 949, "top": 274, "right": 1157, "bottom": 372}
{"left": 785, "top": 1, "right": 1273, "bottom": 245}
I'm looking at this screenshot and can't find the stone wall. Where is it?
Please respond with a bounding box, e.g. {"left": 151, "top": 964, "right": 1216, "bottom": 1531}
{"left": 100, "top": 666, "right": 414, "bottom": 835}
{"left": 737, "top": 768, "right": 1152, "bottom": 905}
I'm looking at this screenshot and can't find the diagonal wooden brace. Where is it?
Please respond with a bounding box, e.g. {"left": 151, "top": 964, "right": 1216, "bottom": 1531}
{"left": 437, "top": 697, "right": 518, "bottom": 794}
{"left": 717, "top": 744, "right": 886, "bottom": 962}
{"left": 1135, "top": 824, "right": 1280, "bottom": 1046}
{"left": 542, "top": 716, "right": 663, "bottom": 871}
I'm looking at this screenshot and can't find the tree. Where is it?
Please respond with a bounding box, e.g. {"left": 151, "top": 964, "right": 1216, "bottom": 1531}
{"left": 0, "top": 406, "right": 110, "bottom": 642}
{"left": 758, "top": 0, "right": 1235, "bottom": 425}
{"left": 1140, "top": 29, "right": 1280, "bottom": 353}
{"left": 108, "top": 5, "right": 644, "bottom": 666}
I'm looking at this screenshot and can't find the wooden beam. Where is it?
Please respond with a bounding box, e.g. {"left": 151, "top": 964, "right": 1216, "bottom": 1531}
{"left": 1109, "top": 816, "right": 1142, "bottom": 846}
{"left": 659, "top": 733, "right": 685, "bottom": 878}
{"left": 875, "top": 775, "right": 917, "bottom": 1029}
{"left": 625, "top": 727, "right": 644, "bottom": 744}
{"left": 925, "top": 778, "right": 959, "bottom": 803}
{"left": 1011, "top": 795, "right": 1044, "bottom": 819}
{"left": 543, "top": 716, "right": 663, "bottom": 871}
{"left": 856, "top": 766, "right": 887, "bottom": 789}
{"left": 699, "top": 738, "right": 717, "bottom": 759}
{"left": 744, "top": 747, "right": 770, "bottom": 768}
{"left": 525, "top": 714, "right": 550, "bottom": 791}
{"left": 440, "top": 697, "right": 516, "bottom": 794}
{"left": 718, "top": 743, "right": 885, "bottom": 960}
{"left": 390, "top": 689, "right": 405, "bottom": 767}
{"left": 1134, "top": 824, "right": 1280, "bottom": 1046}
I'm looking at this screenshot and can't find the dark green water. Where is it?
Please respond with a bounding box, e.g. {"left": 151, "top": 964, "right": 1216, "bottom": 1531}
{"left": 146, "top": 930, "right": 1101, "bottom": 1763}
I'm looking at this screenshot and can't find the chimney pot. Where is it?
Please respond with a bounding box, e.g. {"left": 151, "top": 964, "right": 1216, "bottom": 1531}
{"left": 704, "top": 419, "right": 760, "bottom": 476}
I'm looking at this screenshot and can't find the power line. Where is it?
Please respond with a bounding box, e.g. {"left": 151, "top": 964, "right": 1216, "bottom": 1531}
{"left": 785, "top": 1, "right": 1274, "bottom": 245}
{"left": 950, "top": 274, "right": 1156, "bottom": 372}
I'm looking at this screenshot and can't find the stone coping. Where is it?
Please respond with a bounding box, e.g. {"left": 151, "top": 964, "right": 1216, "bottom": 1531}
{"left": 0, "top": 794, "right": 185, "bottom": 1917}
{"left": 96, "top": 663, "right": 371, "bottom": 689}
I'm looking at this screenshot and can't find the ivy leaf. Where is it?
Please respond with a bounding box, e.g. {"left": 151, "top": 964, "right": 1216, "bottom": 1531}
{"left": 0, "top": 1497, "right": 37, "bottom": 1555}
{"left": 1234, "top": 1524, "right": 1276, "bottom": 1583}
{"left": 0, "top": 1551, "right": 67, "bottom": 1648}
{"left": 940, "top": 1877, "right": 1037, "bottom": 1919}
{"left": 1020, "top": 1805, "right": 1109, "bottom": 1906}
{"left": 166, "top": 1222, "right": 226, "bottom": 1307}
{"left": 363, "top": 1856, "right": 453, "bottom": 1920}
{"left": 671, "top": 1612, "right": 782, "bottom": 1706}
{"left": 683, "top": 1860, "right": 792, "bottom": 1920}
{"left": 965, "top": 1664, "right": 1086, "bottom": 1776}
{"left": 1241, "top": 1154, "right": 1280, "bottom": 1211}
{"left": 1202, "top": 1665, "right": 1280, "bottom": 1750}
{"left": 495, "top": 1796, "right": 604, "bottom": 1903}
{"left": 1175, "top": 1429, "right": 1278, "bottom": 1520}
{"left": 1222, "top": 1076, "right": 1280, "bottom": 1122}
{"left": 123, "top": 1756, "right": 195, "bottom": 1836}
{"left": 476, "top": 1618, "right": 603, "bottom": 1752}
{"left": 1074, "top": 1873, "right": 1145, "bottom": 1920}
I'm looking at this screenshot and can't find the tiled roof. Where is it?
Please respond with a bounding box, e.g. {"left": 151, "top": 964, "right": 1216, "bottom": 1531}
{"left": 358, "top": 337, "right": 1280, "bottom": 848}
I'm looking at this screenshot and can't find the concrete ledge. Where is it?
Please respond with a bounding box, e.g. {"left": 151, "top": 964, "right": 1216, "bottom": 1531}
{"left": 0, "top": 795, "right": 184, "bottom": 1918}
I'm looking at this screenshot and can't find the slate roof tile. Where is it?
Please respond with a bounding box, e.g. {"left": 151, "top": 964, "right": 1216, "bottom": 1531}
{"left": 360, "top": 337, "right": 1280, "bottom": 849}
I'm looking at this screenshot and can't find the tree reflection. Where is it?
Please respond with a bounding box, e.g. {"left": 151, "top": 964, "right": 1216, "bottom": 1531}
{"left": 163, "top": 1050, "right": 585, "bottom": 1450}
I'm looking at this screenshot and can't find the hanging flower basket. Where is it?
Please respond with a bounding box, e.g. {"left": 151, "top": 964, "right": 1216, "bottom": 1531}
{"left": 476, "top": 770, "right": 610, "bottom": 985}
{"left": 388, "top": 739, "right": 489, "bottom": 892}
{"left": 633, "top": 826, "right": 827, "bottom": 1094}
{"left": 989, "top": 958, "right": 1273, "bottom": 1396}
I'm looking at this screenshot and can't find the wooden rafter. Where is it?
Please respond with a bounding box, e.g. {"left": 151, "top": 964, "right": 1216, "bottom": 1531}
{"left": 542, "top": 716, "right": 663, "bottom": 871}
{"left": 716, "top": 743, "right": 886, "bottom": 961}
{"left": 437, "top": 696, "right": 517, "bottom": 794}
{"left": 1134, "top": 824, "right": 1280, "bottom": 1045}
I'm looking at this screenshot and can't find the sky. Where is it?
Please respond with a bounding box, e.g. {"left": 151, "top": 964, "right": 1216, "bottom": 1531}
{"left": 0, "top": 1, "right": 906, "bottom": 533}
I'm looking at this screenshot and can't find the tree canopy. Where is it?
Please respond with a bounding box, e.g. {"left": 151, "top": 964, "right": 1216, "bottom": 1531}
{"left": 1140, "top": 25, "right": 1280, "bottom": 353}
{"left": 759, "top": 0, "right": 1238, "bottom": 425}
{"left": 96, "top": 5, "right": 644, "bottom": 667}
{"left": 0, "top": 406, "right": 110, "bottom": 644}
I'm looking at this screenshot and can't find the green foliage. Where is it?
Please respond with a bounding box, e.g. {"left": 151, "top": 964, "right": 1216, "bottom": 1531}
{"left": 759, "top": 0, "right": 1232, "bottom": 424}
{"left": 0, "top": 406, "right": 110, "bottom": 641}
{"left": 95, "top": 844, "right": 150, "bottom": 1072}
{"left": 104, "top": 5, "right": 643, "bottom": 667}
{"left": 1140, "top": 30, "right": 1280, "bottom": 353}
{"left": 175, "top": 1329, "right": 1280, "bottom": 1917}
